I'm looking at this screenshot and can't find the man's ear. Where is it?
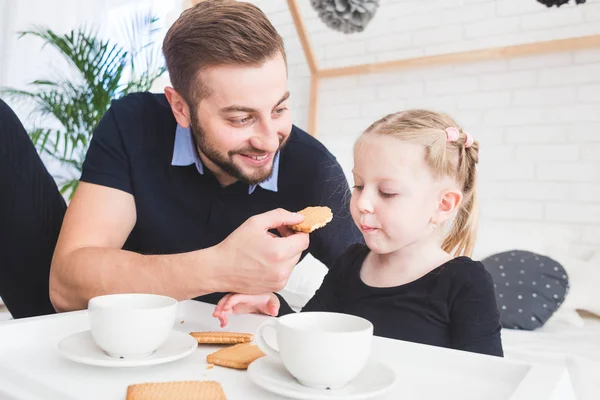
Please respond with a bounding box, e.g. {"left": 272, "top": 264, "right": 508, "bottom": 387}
{"left": 436, "top": 189, "right": 463, "bottom": 225}
{"left": 164, "top": 86, "right": 191, "bottom": 128}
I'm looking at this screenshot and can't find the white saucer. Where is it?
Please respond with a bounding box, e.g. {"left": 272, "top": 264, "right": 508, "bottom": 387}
{"left": 248, "top": 356, "right": 396, "bottom": 400}
{"left": 57, "top": 330, "right": 197, "bottom": 367}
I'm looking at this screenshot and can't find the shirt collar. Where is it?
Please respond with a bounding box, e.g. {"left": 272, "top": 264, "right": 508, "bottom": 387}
{"left": 171, "top": 124, "right": 279, "bottom": 194}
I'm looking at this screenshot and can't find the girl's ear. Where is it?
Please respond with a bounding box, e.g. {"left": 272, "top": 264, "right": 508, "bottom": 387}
{"left": 435, "top": 188, "right": 463, "bottom": 224}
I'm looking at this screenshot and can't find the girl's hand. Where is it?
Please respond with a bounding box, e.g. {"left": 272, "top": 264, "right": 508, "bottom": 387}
{"left": 212, "top": 293, "right": 280, "bottom": 328}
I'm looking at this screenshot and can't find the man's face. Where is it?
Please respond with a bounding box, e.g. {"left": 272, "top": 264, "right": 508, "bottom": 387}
{"left": 189, "top": 53, "right": 292, "bottom": 186}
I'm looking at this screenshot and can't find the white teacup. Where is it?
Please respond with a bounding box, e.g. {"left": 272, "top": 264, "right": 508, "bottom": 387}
{"left": 254, "top": 312, "right": 373, "bottom": 389}
{"left": 88, "top": 293, "right": 177, "bottom": 358}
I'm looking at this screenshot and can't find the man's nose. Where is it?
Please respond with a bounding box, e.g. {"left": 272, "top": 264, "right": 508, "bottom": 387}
{"left": 249, "top": 120, "right": 280, "bottom": 153}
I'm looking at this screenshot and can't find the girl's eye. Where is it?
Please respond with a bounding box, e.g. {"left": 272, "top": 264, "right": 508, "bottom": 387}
{"left": 379, "top": 191, "right": 397, "bottom": 198}
{"left": 353, "top": 185, "right": 363, "bottom": 191}
{"left": 274, "top": 107, "right": 287, "bottom": 115}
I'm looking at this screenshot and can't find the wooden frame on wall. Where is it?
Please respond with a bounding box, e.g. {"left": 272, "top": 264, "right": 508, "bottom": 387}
{"left": 286, "top": 0, "right": 600, "bottom": 136}
{"left": 189, "top": 0, "right": 600, "bottom": 136}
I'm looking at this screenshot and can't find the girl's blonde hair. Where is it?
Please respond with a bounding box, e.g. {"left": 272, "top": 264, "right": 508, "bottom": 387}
{"left": 362, "top": 109, "right": 480, "bottom": 257}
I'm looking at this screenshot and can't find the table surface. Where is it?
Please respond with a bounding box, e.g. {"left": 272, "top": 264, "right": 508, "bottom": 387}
{"left": 0, "top": 300, "right": 573, "bottom": 400}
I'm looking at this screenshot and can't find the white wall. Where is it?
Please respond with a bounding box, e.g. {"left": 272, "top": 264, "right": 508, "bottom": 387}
{"left": 2, "top": 0, "right": 599, "bottom": 257}
{"left": 299, "top": 0, "right": 600, "bottom": 69}
{"left": 0, "top": 0, "right": 179, "bottom": 93}
{"left": 247, "top": 0, "right": 600, "bottom": 258}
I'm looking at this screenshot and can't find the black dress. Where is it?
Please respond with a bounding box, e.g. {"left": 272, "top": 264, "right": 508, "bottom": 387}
{"left": 279, "top": 243, "right": 503, "bottom": 357}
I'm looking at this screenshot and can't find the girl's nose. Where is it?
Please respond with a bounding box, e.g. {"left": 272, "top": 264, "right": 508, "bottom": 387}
{"left": 356, "top": 191, "right": 374, "bottom": 214}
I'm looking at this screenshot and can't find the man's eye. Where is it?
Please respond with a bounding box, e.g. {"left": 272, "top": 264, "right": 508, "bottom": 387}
{"left": 232, "top": 117, "right": 252, "bottom": 126}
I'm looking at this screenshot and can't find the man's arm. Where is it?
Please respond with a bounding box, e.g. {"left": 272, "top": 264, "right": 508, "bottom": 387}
{"left": 50, "top": 182, "right": 217, "bottom": 312}
{"left": 50, "top": 182, "right": 309, "bottom": 312}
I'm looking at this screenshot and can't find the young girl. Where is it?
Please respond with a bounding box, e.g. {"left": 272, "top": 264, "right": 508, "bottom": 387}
{"left": 213, "top": 109, "right": 503, "bottom": 357}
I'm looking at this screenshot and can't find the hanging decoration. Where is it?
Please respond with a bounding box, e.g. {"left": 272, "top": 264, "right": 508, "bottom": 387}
{"left": 536, "top": 0, "right": 586, "bottom": 7}
{"left": 310, "top": 0, "right": 380, "bottom": 34}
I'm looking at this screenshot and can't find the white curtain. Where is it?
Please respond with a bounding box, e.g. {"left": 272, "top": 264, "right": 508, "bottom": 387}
{"left": 0, "top": 0, "right": 181, "bottom": 118}
{"left": 0, "top": 0, "right": 181, "bottom": 178}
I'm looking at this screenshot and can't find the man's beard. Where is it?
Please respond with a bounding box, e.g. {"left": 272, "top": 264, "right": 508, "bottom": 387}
{"left": 189, "top": 111, "right": 288, "bottom": 186}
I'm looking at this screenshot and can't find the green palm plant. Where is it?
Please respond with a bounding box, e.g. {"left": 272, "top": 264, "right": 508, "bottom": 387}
{"left": 2, "top": 13, "right": 166, "bottom": 199}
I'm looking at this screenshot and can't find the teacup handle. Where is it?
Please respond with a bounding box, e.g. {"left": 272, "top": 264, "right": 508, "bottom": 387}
{"left": 254, "top": 319, "right": 280, "bottom": 360}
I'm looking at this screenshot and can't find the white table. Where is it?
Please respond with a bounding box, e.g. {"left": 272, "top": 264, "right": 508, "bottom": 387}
{"left": 0, "top": 300, "right": 575, "bottom": 400}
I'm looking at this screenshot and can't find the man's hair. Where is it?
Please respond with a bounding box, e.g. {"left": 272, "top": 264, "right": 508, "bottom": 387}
{"left": 162, "top": 0, "right": 286, "bottom": 107}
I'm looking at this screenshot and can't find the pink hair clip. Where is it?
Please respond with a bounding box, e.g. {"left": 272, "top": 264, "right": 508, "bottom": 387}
{"left": 445, "top": 127, "right": 460, "bottom": 142}
{"left": 464, "top": 132, "right": 474, "bottom": 148}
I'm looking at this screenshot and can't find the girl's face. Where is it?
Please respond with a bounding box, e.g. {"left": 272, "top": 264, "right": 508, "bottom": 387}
{"left": 350, "top": 134, "right": 448, "bottom": 255}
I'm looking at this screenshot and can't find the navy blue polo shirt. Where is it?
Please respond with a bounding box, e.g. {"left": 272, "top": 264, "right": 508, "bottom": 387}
{"left": 80, "top": 92, "right": 362, "bottom": 303}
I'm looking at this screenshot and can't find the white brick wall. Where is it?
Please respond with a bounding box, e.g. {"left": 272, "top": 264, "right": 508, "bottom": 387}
{"left": 248, "top": 0, "right": 600, "bottom": 256}
{"left": 290, "top": 0, "right": 600, "bottom": 70}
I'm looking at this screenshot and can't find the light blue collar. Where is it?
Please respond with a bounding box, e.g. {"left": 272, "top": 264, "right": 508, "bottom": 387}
{"left": 171, "top": 124, "right": 279, "bottom": 194}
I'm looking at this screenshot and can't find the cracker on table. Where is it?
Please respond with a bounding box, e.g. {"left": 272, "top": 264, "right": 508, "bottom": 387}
{"left": 206, "top": 343, "right": 265, "bottom": 370}
{"left": 290, "top": 206, "right": 333, "bottom": 233}
{"left": 190, "top": 331, "right": 253, "bottom": 345}
{"left": 126, "top": 381, "right": 226, "bottom": 400}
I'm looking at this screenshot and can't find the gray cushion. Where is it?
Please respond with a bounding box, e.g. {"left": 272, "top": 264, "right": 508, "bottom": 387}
{"left": 482, "top": 250, "right": 569, "bottom": 330}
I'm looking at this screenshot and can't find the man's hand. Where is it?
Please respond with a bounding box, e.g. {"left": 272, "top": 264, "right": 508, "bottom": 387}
{"left": 213, "top": 292, "right": 280, "bottom": 328}
{"left": 213, "top": 208, "right": 309, "bottom": 294}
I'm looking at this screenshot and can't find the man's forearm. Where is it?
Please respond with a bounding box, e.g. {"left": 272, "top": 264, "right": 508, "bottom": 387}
{"left": 49, "top": 247, "right": 220, "bottom": 312}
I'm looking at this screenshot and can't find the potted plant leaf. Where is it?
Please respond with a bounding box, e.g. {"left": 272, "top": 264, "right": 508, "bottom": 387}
{"left": 2, "top": 12, "right": 167, "bottom": 199}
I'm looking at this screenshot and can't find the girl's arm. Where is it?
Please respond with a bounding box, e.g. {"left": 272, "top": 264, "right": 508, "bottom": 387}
{"left": 300, "top": 266, "right": 340, "bottom": 313}
{"left": 450, "top": 262, "right": 504, "bottom": 357}
{"left": 300, "top": 243, "right": 364, "bottom": 313}
{"left": 213, "top": 244, "right": 359, "bottom": 326}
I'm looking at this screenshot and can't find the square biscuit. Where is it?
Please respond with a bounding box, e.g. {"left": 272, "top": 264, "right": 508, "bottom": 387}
{"left": 126, "top": 380, "right": 226, "bottom": 400}
{"left": 190, "top": 331, "right": 253, "bottom": 345}
{"left": 290, "top": 206, "right": 333, "bottom": 233}
{"left": 206, "top": 343, "right": 265, "bottom": 370}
